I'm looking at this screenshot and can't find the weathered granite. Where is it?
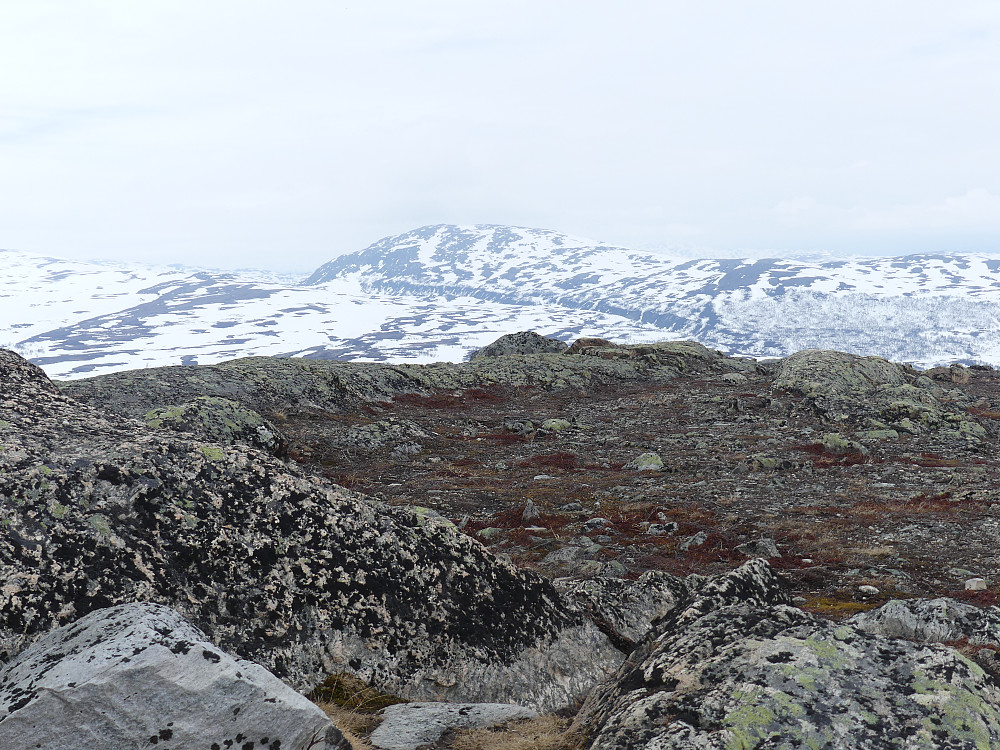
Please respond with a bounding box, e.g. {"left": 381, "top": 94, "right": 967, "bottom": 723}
{"left": 573, "top": 560, "right": 1000, "bottom": 749}
{"left": 0, "top": 602, "right": 351, "bottom": 750}
{"left": 369, "top": 702, "right": 536, "bottom": 750}
{"left": 0, "top": 349, "right": 621, "bottom": 711}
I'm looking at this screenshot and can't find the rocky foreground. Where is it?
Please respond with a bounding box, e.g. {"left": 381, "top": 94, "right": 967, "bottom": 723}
{"left": 4, "top": 335, "right": 1000, "bottom": 747}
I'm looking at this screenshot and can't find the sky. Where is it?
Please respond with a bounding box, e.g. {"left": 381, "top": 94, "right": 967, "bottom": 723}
{"left": 1, "top": 1, "right": 999, "bottom": 272}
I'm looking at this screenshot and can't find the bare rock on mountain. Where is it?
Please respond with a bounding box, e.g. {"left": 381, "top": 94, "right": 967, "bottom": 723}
{"left": 0, "top": 602, "right": 351, "bottom": 749}
{"left": 849, "top": 597, "right": 1000, "bottom": 646}
{"left": 0, "top": 349, "right": 621, "bottom": 712}
{"left": 573, "top": 560, "right": 1000, "bottom": 749}
{"left": 144, "top": 395, "right": 288, "bottom": 456}
{"left": 774, "top": 348, "right": 906, "bottom": 403}
{"left": 468, "top": 331, "right": 569, "bottom": 360}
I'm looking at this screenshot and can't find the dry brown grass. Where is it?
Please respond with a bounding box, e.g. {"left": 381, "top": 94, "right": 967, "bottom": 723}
{"left": 318, "top": 703, "right": 380, "bottom": 750}
{"left": 450, "top": 715, "right": 572, "bottom": 750}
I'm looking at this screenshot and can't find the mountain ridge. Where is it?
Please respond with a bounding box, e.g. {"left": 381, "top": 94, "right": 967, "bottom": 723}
{"left": 5, "top": 224, "right": 1000, "bottom": 379}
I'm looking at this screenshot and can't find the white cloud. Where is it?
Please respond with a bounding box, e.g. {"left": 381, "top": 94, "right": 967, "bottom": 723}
{"left": 0, "top": 1, "right": 998, "bottom": 269}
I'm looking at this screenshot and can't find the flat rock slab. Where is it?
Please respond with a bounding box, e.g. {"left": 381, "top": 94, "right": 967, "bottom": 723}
{"left": 0, "top": 602, "right": 350, "bottom": 750}
{"left": 369, "top": 702, "right": 536, "bottom": 750}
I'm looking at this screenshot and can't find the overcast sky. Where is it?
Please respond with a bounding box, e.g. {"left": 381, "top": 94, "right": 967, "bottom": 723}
{"left": 2, "top": 2, "right": 999, "bottom": 272}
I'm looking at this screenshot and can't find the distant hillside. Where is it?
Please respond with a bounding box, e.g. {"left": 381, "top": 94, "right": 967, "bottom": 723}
{"left": 308, "top": 224, "right": 1000, "bottom": 366}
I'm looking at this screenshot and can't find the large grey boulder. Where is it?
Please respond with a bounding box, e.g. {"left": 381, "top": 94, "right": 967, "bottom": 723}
{"left": 0, "top": 602, "right": 350, "bottom": 750}
{"left": 774, "top": 348, "right": 905, "bottom": 402}
{"left": 369, "top": 702, "right": 535, "bottom": 750}
{"left": 772, "top": 349, "right": 986, "bottom": 440}
{"left": 850, "top": 597, "right": 1000, "bottom": 645}
{"left": 573, "top": 560, "right": 1000, "bottom": 749}
{"left": 0, "top": 350, "right": 622, "bottom": 711}
{"left": 468, "top": 330, "right": 569, "bottom": 360}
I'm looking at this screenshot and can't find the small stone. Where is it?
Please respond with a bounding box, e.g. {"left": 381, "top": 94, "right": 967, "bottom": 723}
{"left": 370, "top": 702, "right": 536, "bottom": 750}
{"left": 541, "top": 418, "right": 572, "bottom": 432}
{"left": 858, "top": 585, "right": 880, "bottom": 596}
{"left": 476, "top": 527, "right": 504, "bottom": 541}
{"left": 558, "top": 502, "right": 584, "bottom": 512}
{"left": 533, "top": 474, "right": 555, "bottom": 481}
{"left": 624, "top": 452, "right": 664, "bottom": 471}
{"left": 583, "top": 517, "right": 613, "bottom": 532}
{"left": 679, "top": 531, "right": 708, "bottom": 551}
{"left": 646, "top": 523, "right": 679, "bottom": 536}
{"left": 966, "top": 578, "right": 988, "bottom": 591}
{"left": 522, "top": 500, "right": 540, "bottom": 523}
{"left": 736, "top": 538, "right": 781, "bottom": 558}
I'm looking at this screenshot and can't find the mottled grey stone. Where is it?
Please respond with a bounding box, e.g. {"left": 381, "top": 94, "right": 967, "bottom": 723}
{"left": 468, "top": 331, "right": 568, "bottom": 360}
{"left": 0, "top": 350, "right": 622, "bottom": 712}
{"left": 0, "top": 602, "right": 350, "bottom": 750}
{"left": 574, "top": 561, "right": 1000, "bottom": 749}
{"left": 369, "top": 702, "right": 535, "bottom": 750}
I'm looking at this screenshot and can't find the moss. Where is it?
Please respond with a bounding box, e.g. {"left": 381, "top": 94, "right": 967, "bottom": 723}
{"left": 911, "top": 664, "right": 1000, "bottom": 749}
{"left": 88, "top": 514, "right": 111, "bottom": 537}
{"left": 199, "top": 445, "right": 225, "bottom": 461}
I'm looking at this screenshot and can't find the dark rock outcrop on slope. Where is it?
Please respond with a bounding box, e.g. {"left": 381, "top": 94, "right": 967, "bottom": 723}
{"left": 773, "top": 348, "right": 989, "bottom": 441}
{"left": 0, "top": 602, "right": 351, "bottom": 750}
{"left": 0, "top": 349, "right": 622, "bottom": 711}
{"left": 468, "top": 330, "right": 569, "bottom": 360}
{"left": 58, "top": 340, "right": 739, "bottom": 423}
{"left": 143, "top": 395, "right": 288, "bottom": 456}
{"left": 573, "top": 560, "right": 1000, "bottom": 749}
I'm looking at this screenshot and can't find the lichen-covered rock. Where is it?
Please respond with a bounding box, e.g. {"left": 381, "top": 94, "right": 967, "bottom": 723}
{"left": 573, "top": 560, "right": 1000, "bottom": 749}
{"left": 60, "top": 350, "right": 692, "bottom": 420}
{"left": 554, "top": 572, "right": 686, "bottom": 650}
{"left": 468, "top": 331, "right": 568, "bottom": 359}
{"left": 0, "top": 350, "right": 622, "bottom": 711}
{"left": 333, "top": 418, "right": 429, "bottom": 452}
{"left": 0, "top": 602, "right": 351, "bottom": 750}
{"left": 623, "top": 452, "right": 664, "bottom": 471}
{"left": 773, "top": 349, "right": 988, "bottom": 442}
{"left": 774, "top": 349, "right": 905, "bottom": 404}
{"left": 144, "top": 395, "right": 288, "bottom": 456}
{"left": 849, "top": 598, "right": 1000, "bottom": 647}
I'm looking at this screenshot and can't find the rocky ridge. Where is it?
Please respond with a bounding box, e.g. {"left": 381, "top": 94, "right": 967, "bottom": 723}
{"left": 0, "top": 349, "right": 621, "bottom": 713}
{"left": 6, "top": 336, "right": 1000, "bottom": 747}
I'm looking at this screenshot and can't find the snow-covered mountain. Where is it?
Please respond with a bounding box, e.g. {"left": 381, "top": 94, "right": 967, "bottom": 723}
{"left": 308, "top": 224, "right": 1000, "bottom": 367}
{"left": 5, "top": 224, "right": 1000, "bottom": 379}
{"left": 0, "top": 246, "right": 667, "bottom": 379}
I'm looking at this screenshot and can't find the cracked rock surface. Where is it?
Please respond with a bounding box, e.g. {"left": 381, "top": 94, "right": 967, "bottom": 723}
{"left": 573, "top": 560, "right": 1000, "bottom": 749}
{"left": 0, "top": 602, "right": 351, "bottom": 750}
{"left": 0, "top": 349, "right": 621, "bottom": 711}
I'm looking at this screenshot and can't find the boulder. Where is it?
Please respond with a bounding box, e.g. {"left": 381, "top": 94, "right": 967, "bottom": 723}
{"left": 566, "top": 337, "right": 618, "bottom": 354}
{"left": 144, "top": 395, "right": 288, "bottom": 456}
{"left": 774, "top": 348, "right": 905, "bottom": 402}
{"left": 369, "top": 702, "right": 535, "bottom": 750}
{"left": 468, "top": 331, "right": 568, "bottom": 359}
{"left": 573, "top": 561, "right": 1000, "bottom": 749}
{"left": 555, "top": 572, "right": 686, "bottom": 650}
{"left": 0, "top": 350, "right": 622, "bottom": 712}
{"left": 849, "top": 597, "right": 1000, "bottom": 646}
{"left": 333, "top": 418, "right": 429, "bottom": 452}
{"left": 0, "top": 602, "right": 350, "bottom": 750}
{"left": 624, "top": 452, "right": 664, "bottom": 471}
